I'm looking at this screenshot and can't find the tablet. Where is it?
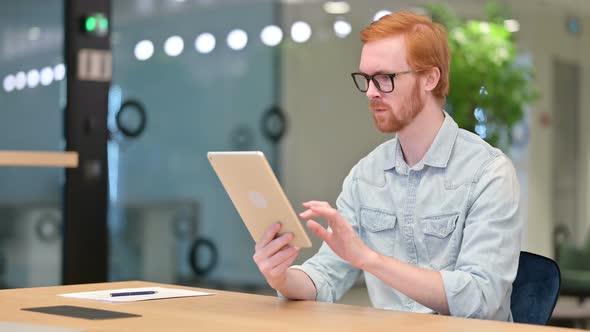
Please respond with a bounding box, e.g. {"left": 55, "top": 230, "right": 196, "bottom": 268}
{"left": 208, "top": 151, "right": 312, "bottom": 248}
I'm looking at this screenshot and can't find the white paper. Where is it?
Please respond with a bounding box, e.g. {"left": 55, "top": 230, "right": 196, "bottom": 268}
{"left": 0, "top": 322, "right": 81, "bottom": 332}
{"left": 58, "top": 286, "right": 213, "bottom": 303}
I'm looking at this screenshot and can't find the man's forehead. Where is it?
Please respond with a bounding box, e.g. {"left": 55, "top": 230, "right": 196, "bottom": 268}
{"left": 359, "top": 36, "right": 407, "bottom": 72}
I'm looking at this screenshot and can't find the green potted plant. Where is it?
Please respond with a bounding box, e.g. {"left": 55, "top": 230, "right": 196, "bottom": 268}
{"left": 427, "top": 2, "right": 538, "bottom": 150}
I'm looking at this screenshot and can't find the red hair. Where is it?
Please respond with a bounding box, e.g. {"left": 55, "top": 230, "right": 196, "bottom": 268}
{"left": 360, "top": 11, "right": 450, "bottom": 104}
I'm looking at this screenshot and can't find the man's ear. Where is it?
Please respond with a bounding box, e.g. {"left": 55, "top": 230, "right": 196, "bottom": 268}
{"left": 424, "top": 67, "right": 441, "bottom": 92}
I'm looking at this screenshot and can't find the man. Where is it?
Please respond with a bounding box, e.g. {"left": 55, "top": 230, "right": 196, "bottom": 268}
{"left": 252, "top": 11, "right": 521, "bottom": 321}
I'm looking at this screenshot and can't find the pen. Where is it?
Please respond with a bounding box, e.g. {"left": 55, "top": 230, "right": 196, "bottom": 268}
{"left": 110, "top": 291, "right": 157, "bottom": 297}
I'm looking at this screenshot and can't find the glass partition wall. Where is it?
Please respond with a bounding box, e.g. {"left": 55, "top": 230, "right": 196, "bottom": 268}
{"left": 0, "top": 1, "right": 65, "bottom": 288}
{"left": 108, "top": 0, "right": 279, "bottom": 288}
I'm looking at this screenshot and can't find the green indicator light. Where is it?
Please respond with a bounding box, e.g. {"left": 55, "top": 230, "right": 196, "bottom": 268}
{"left": 85, "top": 16, "right": 97, "bottom": 32}
{"left": 98, "top": 17, "right": 108, "bottom": 31}
{"left": 83, "top": 13, "right": 108, "bottom": 36}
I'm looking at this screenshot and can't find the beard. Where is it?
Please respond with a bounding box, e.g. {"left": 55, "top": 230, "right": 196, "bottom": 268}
{"left": 369, "top": 79, "right": 425, "bottom": 133}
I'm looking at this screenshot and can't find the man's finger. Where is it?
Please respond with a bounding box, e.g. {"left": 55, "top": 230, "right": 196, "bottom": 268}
{"left": 302, "top": 201, "right": 332, "bottom": 209}
{"left": 308, "top": 205, "right": 346, "bottom": 233}
{"left": 265, "top": 246, "right": 300, "bottom": 270}
{"left": 299, "top": 209, "right": 322, "bottom": 219}
{"left": 259, "top": 233, "right": 294, "bottom": 258}
{"left": 256, "top": 222, "right": 281, "bottom": 250}
{"left": 307, "top": 219, "right": 332, "bottom": 243}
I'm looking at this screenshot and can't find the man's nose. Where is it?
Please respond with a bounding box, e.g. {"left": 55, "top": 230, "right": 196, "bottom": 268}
{"left": 365, "top": 80, "right": 381, "bottom": 99}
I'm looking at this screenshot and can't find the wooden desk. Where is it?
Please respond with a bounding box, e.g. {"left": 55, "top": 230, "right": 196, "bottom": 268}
{"left": 0, "top": 281, "right": 577, "bottom": 332}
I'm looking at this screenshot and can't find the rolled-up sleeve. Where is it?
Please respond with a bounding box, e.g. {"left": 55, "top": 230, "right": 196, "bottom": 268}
{"left": 441, "top": 155, "right": 522, "bottom": 320}
{"left": 287, "top": 166, "right": 362, "bottom": 302}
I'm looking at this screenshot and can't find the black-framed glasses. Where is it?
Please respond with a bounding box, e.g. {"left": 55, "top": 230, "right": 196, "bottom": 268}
{"left": 350, "top": 70, "right": 417, "bottom": 93}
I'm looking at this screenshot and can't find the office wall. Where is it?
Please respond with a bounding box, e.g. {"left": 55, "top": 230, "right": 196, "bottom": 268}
{"left": 510, "top": 2, "right": 590, "bottom": 253}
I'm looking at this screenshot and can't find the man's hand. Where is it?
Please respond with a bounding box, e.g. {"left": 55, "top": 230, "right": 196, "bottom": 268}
{"left": 300, "top": 201, "right": 376, "bottom": 269}
{"left": 252, "top": 222, "right": 301, "bottom": 290}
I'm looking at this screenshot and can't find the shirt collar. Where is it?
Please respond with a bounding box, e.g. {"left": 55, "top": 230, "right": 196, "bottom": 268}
{"left": 422, "top": 111, "right": 459, "bottom": 168}
{"left": 383, "top": 111, "right": 459, "bottom": 171}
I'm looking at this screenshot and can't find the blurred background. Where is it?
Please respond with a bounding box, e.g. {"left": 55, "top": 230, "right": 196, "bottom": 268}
{"left": 1, "top": 0, "right": 589, "bottom": 328}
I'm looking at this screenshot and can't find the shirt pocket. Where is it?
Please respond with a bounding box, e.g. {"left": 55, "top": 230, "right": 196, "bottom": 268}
{"left": 420, "top": 212, "right": 460, "bottom": 270}
{"left": 359, "top": 207, "right": 397, "bottom": 256}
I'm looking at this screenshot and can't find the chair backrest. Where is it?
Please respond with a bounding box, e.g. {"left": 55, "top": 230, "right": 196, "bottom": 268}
{"left": 511, "top": 251, "right": 561, "bottom": 325}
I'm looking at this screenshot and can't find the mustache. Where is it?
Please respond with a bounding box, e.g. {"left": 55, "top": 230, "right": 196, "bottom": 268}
{"left": 369, "top": 100, "right": 391, "bottom": 111}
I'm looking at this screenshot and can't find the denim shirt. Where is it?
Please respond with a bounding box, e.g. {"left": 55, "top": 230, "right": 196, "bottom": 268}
{"left": 290, "top": 112, "right": 522, "bottom": 321}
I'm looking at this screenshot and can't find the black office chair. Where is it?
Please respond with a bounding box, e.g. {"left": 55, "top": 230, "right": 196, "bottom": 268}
{"left": 511, "top": 251, "right": 561, "bottom": 325}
